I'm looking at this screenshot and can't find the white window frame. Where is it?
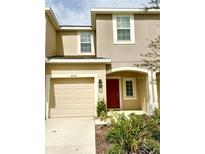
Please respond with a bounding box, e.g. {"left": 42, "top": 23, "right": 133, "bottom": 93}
{"left": 112, "top": 14, "right": 135, "bottom": 44}
{"left": 77, "top": 31, "right": 95, "bottom": 55}
{"left": 123, "top": 77, "right": 137, "bottom": 100}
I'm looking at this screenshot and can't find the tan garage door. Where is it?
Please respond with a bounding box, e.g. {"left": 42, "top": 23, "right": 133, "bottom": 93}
{"left": 49, "top": 78, "right": 95, "bottom": 118}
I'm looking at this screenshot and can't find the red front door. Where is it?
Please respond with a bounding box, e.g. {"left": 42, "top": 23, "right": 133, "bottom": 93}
{"left": 106, "top": 79, "right": 120, "bottom": 108}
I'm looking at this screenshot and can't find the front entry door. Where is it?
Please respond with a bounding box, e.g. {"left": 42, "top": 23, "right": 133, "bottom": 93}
{"left": 106, "top": 79, "right": 120, "bottom": 108}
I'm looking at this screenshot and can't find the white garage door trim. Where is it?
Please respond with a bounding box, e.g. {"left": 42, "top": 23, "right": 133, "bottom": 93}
{"left": 45, "top": 73, "right": 98, "bottom": 119}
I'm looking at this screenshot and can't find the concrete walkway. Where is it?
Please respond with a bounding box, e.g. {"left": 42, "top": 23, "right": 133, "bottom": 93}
{"left": 46, "top": 117, "right": 96, "bottom": 154}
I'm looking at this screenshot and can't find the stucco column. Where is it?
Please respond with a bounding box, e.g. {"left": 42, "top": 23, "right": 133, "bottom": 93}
{"left": 45, "top": 75, "right": 51, "bottom": 120}
{"left": 152, "top": 72, "right": 159, "bottom": 109}
{"left": 147, "top": 71, "right": 158, "bottom": 115}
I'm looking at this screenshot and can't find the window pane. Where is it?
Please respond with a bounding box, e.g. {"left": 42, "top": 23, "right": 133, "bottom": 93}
{"left": 117, "top": 16, "right": 130, "bottom": 28}
{"left": 80, "top": 32, "right": 91, "bottom": 42}
{"left": 81, "top": 43, "right": 91, "bottom": 52}
{"left": 126, "top": 81, "right": 133, "bottom": 96}
{"left": 117, "top": 29, "right": 130, "bottom": 40}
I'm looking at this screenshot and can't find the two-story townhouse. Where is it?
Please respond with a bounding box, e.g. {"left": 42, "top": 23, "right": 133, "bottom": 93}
{"left": 45, "top": 7, "right": 160, "bottom": 119}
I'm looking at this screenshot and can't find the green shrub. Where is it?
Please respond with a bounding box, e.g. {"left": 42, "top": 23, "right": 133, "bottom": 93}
{"left": 107, "top": 144, "right": 124, "bottom": 154}
{"left": 99, "top": 111, "right": 107, "bottom": 121}
{"left": 106, "top": 111, "right": 160, "bottom": 154}
{"left": 148, "top": 108, "right": 160, "bottom": 141}
{"left": 106, "top": 113, "right": 150, "bottom": 153}
{"left": 143, "top": 139, "right": 160, "bottom": 154}
{"left": 97, "top": 99, "right": 107, "bottom": 117}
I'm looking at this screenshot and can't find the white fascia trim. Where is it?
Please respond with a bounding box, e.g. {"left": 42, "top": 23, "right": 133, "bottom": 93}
{"left": 45, "top": 7, "right": 60, "bottom": 29}
{"left": 60, "top": 26, "right": 93, "bottom": 30}
{"left": 91, "top": 8, "right": 159, "bottom": 29}
{"left": 45, "top": 7, "right": 51, "bottom": 11}
{"left": 46, "top": 58, "right": 111, "bottom": 64}
{"left": 91, "top": 8, "right": 160, "bottom": 13}
{"left": 112, "top": 14, "right": 135, "bottom": 44}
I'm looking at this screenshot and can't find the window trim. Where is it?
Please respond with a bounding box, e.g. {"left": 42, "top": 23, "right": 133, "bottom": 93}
{"left": 123, "top": 77, "right": 137, "bottom": 100}
{"left": 77, "top": 31, "right": 95, "bottom": 55}
{"left": 112, "top": 14, "right": 135, "bottom": 44}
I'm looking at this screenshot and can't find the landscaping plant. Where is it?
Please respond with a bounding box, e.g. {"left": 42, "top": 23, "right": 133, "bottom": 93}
{"left": 97, "top": 99, "right": 107, "bottom": 117}
{"left": 148, "top": 108, "right": 160, "bottom": 141}
{"left": 106, "top": 109, "right": 160, "bottom": 154}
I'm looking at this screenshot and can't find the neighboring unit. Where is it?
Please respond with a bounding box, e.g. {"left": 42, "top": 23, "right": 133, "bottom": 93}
{"left": 45, "top": 7, "right": 160, "bottom": 119}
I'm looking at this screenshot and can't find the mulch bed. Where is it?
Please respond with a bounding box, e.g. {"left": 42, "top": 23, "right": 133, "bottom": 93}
{"left": 95, "top": 124, "right": 112, "bottom": 154}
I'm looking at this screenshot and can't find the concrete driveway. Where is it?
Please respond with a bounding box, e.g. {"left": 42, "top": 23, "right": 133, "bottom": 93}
{"left": 46, "top": 117, "right": 96, "bottom": 154}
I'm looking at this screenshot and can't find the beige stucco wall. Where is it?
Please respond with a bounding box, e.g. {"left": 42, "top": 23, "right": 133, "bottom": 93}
{"left": 45, "top": 14, "right": 57, "bottom": 57}
{"left": 107, "top": 71, "right": 148, "bottom": 112}
{"left": 56, "top": 31, "right": 78, "bottom": 56}
{"left": 46, "top": 63, "right": 107, "bottom": 107}
{"left": 96, "top": 14, "right": 160, "bottom": 68}
{"left": 56, "top": 31, "right": 96, "bottom": 56}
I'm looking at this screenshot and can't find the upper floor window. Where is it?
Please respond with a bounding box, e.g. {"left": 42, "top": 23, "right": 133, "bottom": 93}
{"left": 113, "top": 15, "right": 135, "bottom": 44}
{"left": 78, "top": 31, "right": 94, "bottom": 55}
{"left": 117, "top": 16, "right": 131, "bottom": 40}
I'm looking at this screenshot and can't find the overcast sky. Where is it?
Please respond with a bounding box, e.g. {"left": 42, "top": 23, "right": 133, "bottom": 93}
{"left": 45, "top": 0, "right": 149, "bottom": 25}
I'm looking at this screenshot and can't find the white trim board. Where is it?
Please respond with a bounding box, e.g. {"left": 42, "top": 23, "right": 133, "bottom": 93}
{"left": 46, "top": 58, "right": 111, "bottom": 64}
{"left": 61, "top": 26, "right": 93, "bottom": 30}
{"left": 91, "top": 8, "right": 160, "bottom": 13}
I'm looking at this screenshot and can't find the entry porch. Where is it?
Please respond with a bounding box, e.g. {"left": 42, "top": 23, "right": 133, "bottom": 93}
{"left": 105, "top": 67, "right": 158, "bottom": 114}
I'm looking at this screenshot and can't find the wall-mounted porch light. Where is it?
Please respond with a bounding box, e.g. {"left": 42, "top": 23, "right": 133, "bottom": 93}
{"left": 98, "top": 79, "right": 103, "bottom": 93}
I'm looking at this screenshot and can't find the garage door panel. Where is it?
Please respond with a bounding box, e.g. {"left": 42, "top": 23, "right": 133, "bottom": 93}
{"left": 54, "top": 89, "right": 93, "bottom": 93}
{"left": 54, "top": 97, "right": 93, "bottom": 100}
{"left": 54, "top": 92, "right": 94, "bottom": 97}
{"left": 55, "top": 99, "right": 94, "bottom": 104}
{"left": 54, "top": 96, "right": 94, "bottom": 101}
{"left": 50, "top": 78, "right": 95, "bottom": 118}
{"left": 54, "top": 100, "right": 94, "bottom": 108}
{"left": 54, "top": 85, "right": 93, "bottom": 89}
{"left": 55, "top": 103, "right": 93, "bottom": 108}
{"left": 51, "top": 108, "right": 95, "bottom": 112}
{"left": 52, "top": 97, "right": 93, "bottom": 105}
{"left": 52, "top": 78, "right": 94, "bottom": 84}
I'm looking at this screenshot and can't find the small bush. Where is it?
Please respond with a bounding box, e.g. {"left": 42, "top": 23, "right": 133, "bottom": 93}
{"left": 106, "top": 113, "right": 150, "bottom": 153}
{"left": 97, "top": 99, "right": 107, "bottom": 117}
{"left": 106, "top": 110, "right": 160, "bottom": 154}
{"left": 99, "top": 111, "right": 107, "bottom": 121}
{"left": 143, "top": 139, "right": 160, "bottom": 154}
{"left": 107, "top": 144, "right": 124, "bottom": 154}
{"left": 148, "top": 108, "right": 160, "bottom": 141}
